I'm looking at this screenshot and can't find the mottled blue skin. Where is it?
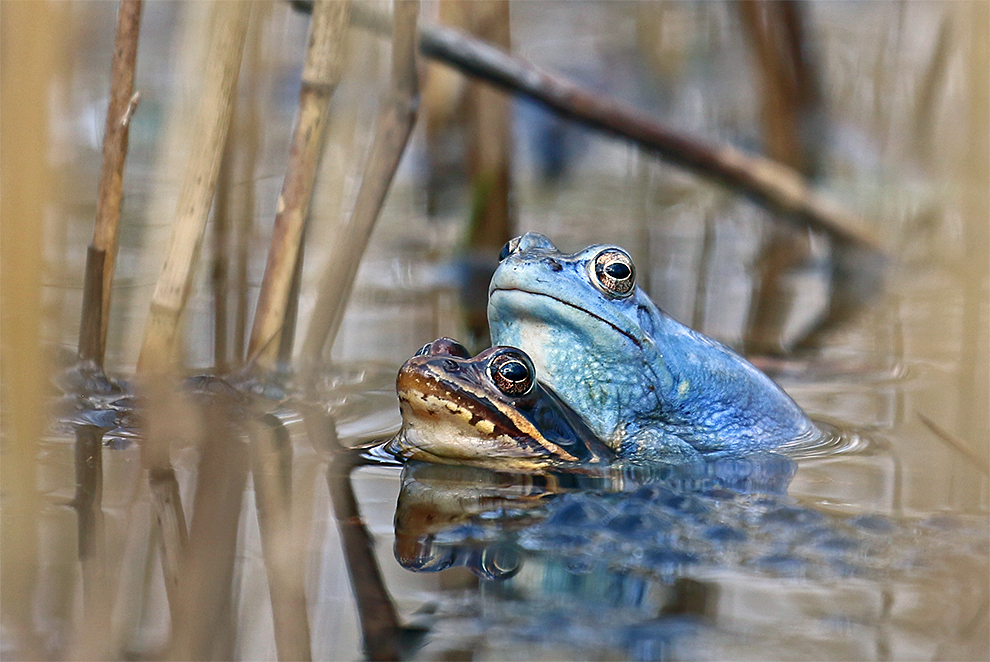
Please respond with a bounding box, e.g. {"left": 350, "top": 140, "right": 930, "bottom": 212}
{"left": 488, "top": 233, "right": 817, "bottom": 462}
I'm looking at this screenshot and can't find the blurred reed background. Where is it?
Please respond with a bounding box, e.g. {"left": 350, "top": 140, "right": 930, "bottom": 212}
{"left": 1, "top": 0, "right": 986, "bottom": 659}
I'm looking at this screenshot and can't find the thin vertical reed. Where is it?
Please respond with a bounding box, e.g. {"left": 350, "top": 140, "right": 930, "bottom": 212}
{"left": 301, "top": 0, "right": 421, "bottom": 377}
{"left": 234, "top": 4, "right": 271, "bottom": 366}
{"left": 464, "top": 0, "right": 513, "bottom": 253}
{"left": 0, "top": 1, "right": 62, "bottom": 655}
{"left": 137, "top": 1, "right": 251, "bottom": 375}
{"left": 738, "top": 0, "right": 819, "bottom": 354}
{"left": 248, "top": 0, "right": 350, "bottom": 371}
{"left": 91, "top": 0, "right": 143, "bottom": 367}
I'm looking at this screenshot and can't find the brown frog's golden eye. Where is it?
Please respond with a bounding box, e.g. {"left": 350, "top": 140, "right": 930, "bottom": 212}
{"left": 487, "top": 348, "right": 535, "bottom": 396}
{"left": 591, "top": 248, "right": 635, "bottom": 298}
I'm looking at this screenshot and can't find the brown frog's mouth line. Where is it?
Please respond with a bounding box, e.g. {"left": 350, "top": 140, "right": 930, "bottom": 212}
{"left": 490, "top": 287, "right": 642, "bottom": 349}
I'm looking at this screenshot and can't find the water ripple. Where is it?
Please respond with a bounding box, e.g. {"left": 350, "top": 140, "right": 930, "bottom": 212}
{"left": 778, "top": 420, "right": 876, "bottom": 460}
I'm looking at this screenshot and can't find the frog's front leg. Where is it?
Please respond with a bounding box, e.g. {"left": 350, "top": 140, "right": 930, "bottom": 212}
{"left": 618, "top": 427, "right": 702, "bottom": 465}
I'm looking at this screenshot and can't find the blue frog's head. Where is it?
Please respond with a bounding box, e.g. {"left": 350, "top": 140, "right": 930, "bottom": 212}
{"left": 488, "top": 233, "right": 817, "bottom": 459}
{"left": 488, "top": 233, "right": 671, "bottom": 446}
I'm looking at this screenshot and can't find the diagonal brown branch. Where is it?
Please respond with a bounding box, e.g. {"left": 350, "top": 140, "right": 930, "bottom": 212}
{"left": 341, "top": 3, "right": 882, "bottom": 253}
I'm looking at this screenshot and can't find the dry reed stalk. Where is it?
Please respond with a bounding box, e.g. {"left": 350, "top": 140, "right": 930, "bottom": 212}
{"left": 134, "top": 2, "right": 250, "bottom": 629}
{"left": 249, "top": 415, "right": 312, "bottom": 661}
{"left": 278, "top": 239, "right": 306, "bottom": 368}
{"left": 70, "top": 8, "right": 142, "bottom": 646}
{"left": 78, "top": 246, "right": 108, "bottom": 363}
{"left": 0, "top": 1, "right": 62, "bottom": 655}
{"left": 136, "top": 1, "right": 251, "bottom": 375}
{"left": 247, "top": 0, "right": 350, "bottom": 372}
{"left": 169, "top": 400, "right": 248, "bottom": 660}
{"left": 213, "top": 132, "right": 235, "bottom": 373}
{"left": 345, "top": 3, "right": 882, "bottom": 253}
{"left": 300, "top": 0, "right": 420, "bottom": 376}
{"left": 235, "top": 3, "right": 271, "bottom": 366}
{"left": 90, "top": 0, "right": 143, "bottom": 367}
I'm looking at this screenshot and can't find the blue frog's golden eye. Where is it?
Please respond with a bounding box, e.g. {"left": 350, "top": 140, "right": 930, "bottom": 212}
{"left": 487, "top": 348, "right": 535, "bottom": 396}
{"left": 498, "top": 236, "right": 522, "bottom": 262}
{"left": 591, "top": 248, "right": 635, "bottom": 298}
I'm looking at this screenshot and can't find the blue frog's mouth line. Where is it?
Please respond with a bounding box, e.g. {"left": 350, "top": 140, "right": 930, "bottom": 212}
{"left": 490, "top": 287, "right": 642, "bottom": 349}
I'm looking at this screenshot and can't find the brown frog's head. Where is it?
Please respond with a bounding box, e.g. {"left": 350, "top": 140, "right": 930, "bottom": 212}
{"left": 394, "top": 338, "right": 612, "bottom": 472}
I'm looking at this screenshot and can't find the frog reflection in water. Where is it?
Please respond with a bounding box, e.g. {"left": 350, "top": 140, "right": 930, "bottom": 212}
{"left": 391, "top": 338, "right": 613, "bottom": 472}
{"left": 489, "top": 233, "right": 819, "bottom": 462}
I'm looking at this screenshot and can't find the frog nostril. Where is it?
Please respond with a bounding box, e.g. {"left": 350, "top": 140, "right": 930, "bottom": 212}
{"left": 544, "top": 258, "right": 563, "bottom": 272}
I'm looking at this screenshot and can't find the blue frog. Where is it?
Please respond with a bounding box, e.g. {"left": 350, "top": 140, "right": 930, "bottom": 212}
{"left": 488, "top": 233, "right": 818, "bottom": 462}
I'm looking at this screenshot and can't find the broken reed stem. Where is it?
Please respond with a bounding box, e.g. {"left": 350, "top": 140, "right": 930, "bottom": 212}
{"left": 300, "top": 0, "right": 420, "bottom": 377}
{"left": 247, "top": 0, "right": 350, "bottom": 372}
{"left": 249, "top": 415, "right": 312, "bottom": 661}
{"left": 78, "top": 246, "right": 107, "bottom": 363}
{"left": 136, "top": 1, "right": 251, "bottom": 375}
{"left": 90, "top": 0, "right": 143, "bottom": 368}
{"left": 343, "top": 3, "right": 882, "bottom": 254}
{"left": 72, "top": 2, "right": 141, "bottom": 635}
